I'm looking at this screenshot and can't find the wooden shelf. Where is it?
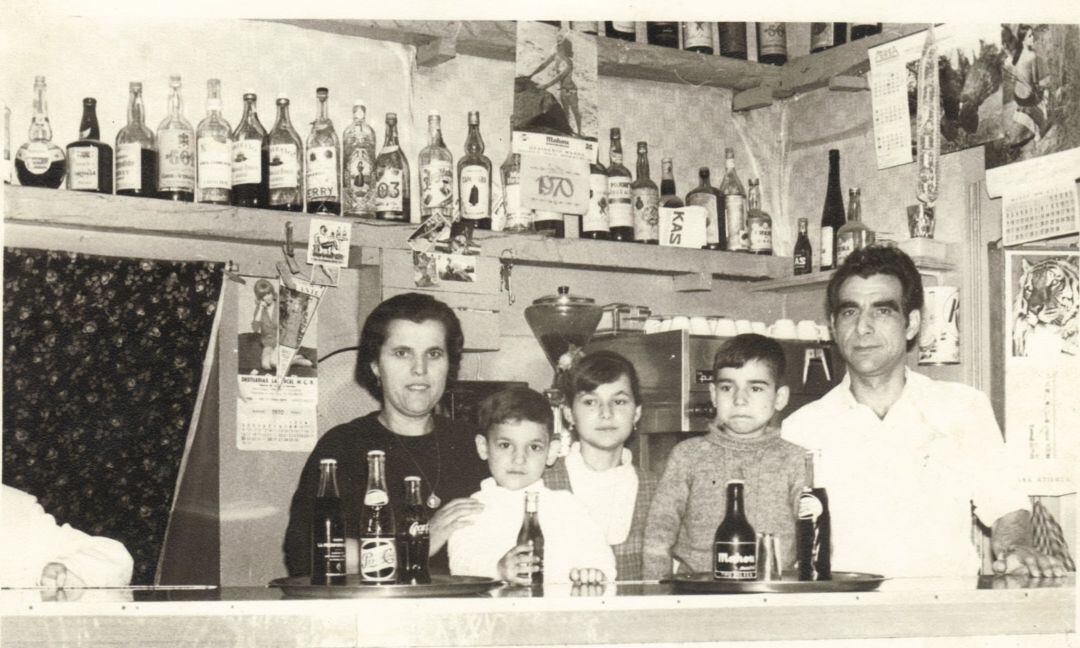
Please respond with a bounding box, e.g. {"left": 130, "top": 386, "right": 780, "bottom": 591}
{"left": 749, "top": 255, "right": 957, "bottom": 293}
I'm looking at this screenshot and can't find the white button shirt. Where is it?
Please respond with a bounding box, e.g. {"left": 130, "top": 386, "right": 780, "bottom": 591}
{"left": 782, "top": 370, "right": 1029, "bottom": 578}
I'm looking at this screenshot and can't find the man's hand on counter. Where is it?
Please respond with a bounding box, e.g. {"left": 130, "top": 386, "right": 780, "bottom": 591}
{"left": 428, "top": 497, "right": 484, "bottom": 557}
{"left": 991, "top": 545, "right": 1067, "bottom": 579}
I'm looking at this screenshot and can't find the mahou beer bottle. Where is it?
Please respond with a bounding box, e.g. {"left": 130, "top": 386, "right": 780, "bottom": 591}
{"left": 66, "top": 98, "right": 113, "bottom": 194}
{"left": 230, "top": 91, "right": 269, "bottom": 208}
{"left": 819, "top": 149, "right": 846, "bottom": 271}
{"left": 517, "top": 491, "right": 544, "bottom": 585}
{"left": 312, "top": 459, "right": 346, "bottom": 585}
{"left": 713, "top": 480, "right": 757, "bottom": 580}
{"left": 606, "top": 128, "right": 634, "bottom": 242}
{"left": 374, "top": 113, "right": 409, "bottom": 221}
{"left": 796, "top": 451, "right": 831, "bottom": 581}
{"left": 398, "top": 476, "right": 431, "bottom": 584}
{"left": 359, "top": 450, "right": 397, "bottom": 584}
{"left": 116, "top": 82, "right": 157, "bottom": 197}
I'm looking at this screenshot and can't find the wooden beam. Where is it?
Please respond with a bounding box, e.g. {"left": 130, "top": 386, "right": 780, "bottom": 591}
{"left": 672, "top": 272, "right": 713, "bottom": 292}
{"left": 828, "top": 75, "right": 870, "bottom": 92}
{"left": 416, "top": 34, "right": 458, "bottom": 67}
{"left": 732, "top": 81, "right": 778, "bottom": 112}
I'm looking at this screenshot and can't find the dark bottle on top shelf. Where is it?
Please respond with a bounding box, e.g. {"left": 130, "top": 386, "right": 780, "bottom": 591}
{"left": 681, "top": 22, "right": 714, "bottom": 55}
{"left": 458, "top": 110, "right": 492, "bottom": 230}
{"left": 849, "top": 23, "right": 882, "bottom": 41}
{"left": 267, "top": 95, "right": 304, "bottom": 212}
{"left": 311, "top": 458, "right": 346, "bottom": 585}
{"left": 230, "top": 91, "right": 269, "bottom": 208}
{"left": 196, "top": 78, "right": 231, "bottom": 205}
{"left": 793, "top": 217, "right": 813, "bottom": 275}
{"left": 116, "top": 82, "right": 157, "bottom": 197}
{"left": 66, "top": 97, "right": 112, "bottom": 194}
{"left": 398, "top": 476, "right": 431, "bottom": 585}
{"left": 659, "top": 157, "right": 682, "bottom": 208}
{"left": 646, "top": 22, "right": 679, "bottom": 48}
{"left": 156, "top": 75, "right": 195, "bottom": 202}
{"left": 631, "top": 141, "right": 659, "bottom": 244}
{"left": 757, "top": 22, "right": 788, "bottom": 66}
{"left": 605, "top": 21, "right": 636, "bottom": 42}
{"left": 819, "top": 149, "right": 845, "bottom": 271}
{"left": 713, "top": 480, "right": 757, "bottom": 581}
{"left": 718, "top": 22, "right": 748, "bottom": 60}
{"left": 606, "top": 128, "right": 634, "bottom": 242}
{"left": 16, "top": 76, "right": 66, "bottom": 189}
{"left": 581, "top": 146, "right": 609, "bottom": 240}
{"left": 810, "top": 22, "right": 848, "bottom": 53}
{"left": 374, "top": 112, "right": 410, "bottom": 222}
{"left": 686, "top": 166, "right": 726, "bottom": 251}
{"left": 306, "top": 87, "right": 341, "bottom": 215}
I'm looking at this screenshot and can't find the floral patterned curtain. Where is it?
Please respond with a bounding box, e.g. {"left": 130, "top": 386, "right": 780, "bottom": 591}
{"left": 3, "top": 248, "right": 223, "bottom": 585}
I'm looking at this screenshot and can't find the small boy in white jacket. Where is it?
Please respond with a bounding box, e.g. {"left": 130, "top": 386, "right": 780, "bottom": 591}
{"left": 449, "top": 387, "right": 615, "bottom": 585}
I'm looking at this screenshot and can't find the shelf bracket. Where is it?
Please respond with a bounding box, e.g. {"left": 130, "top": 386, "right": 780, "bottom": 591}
{"left": 416, "top": 26, "right": 459, "bottom": 67}
{"left": 672, "top": 272, "right": 713, "bottom": 292}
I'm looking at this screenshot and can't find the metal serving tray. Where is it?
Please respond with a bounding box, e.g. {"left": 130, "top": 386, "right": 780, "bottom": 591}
{"left": 270, "top": 574, "right": 500, "bottom": 598}
{"left": 668, "top": 571, "right": 886, "bottom": 594}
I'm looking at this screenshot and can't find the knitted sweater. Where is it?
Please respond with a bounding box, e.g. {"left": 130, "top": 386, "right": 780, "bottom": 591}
{"left": 642, "top": 425, "right": 807, "bottom": 579}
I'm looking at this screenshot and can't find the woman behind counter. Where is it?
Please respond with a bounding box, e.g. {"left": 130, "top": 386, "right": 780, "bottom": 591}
{"left": 284, "top": 293, "right": 488, "bottom": 576}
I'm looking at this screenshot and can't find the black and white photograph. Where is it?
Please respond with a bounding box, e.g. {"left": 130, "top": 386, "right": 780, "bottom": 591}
{"left": 513, "top": 22, "right": 598, "bottom": 139}
{"left": 1007, "top": 250, "right": 1079, "bottom": 358}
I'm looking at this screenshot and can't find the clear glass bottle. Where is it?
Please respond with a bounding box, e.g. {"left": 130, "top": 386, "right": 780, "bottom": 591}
{"left": 342, "top": 100, "right": 377, "bottom": 218}
{"left": 457, "top": 110, "right": 492, "bottom": 229}
{"left": 516, "top": 491, "right": 544, "bottom": 585}
{"left": 606, "top": 128, "right": 634, "bottom": 242}
{"left": 686, "top": 167, "right": 726, "bottom": 251}
{"left": 581, "top": 146, "right": 609, "bottom": 240}
{"left": 359, "top": 450, "right": 396, "bottom": 584}
{"left": 500, "top": 150, "right": 532, "bottom": 233}
{"left": 836, "top": 187, "right": 874, "bottom": 267}
{"left": 267, "top": 95, "right": 303, "bottom": 212}
{"left": 605, "top": 21, "right": 636, "bottom": 42}
{"left": 819, "top": 149, "right": 845, "bottom": 271}
{"left": 66, "top": 97, "right": 113, "bottom": 194}
{"left": 418, "top": 109, "right": 453, "bottom": 221}
{"left": 713, "top": 480, "right": 757, "bottom": 581}
{"left": 306, "top": 87, "right": 341, "bottom": 215}
{"left": 311, "top": 458, "right": 346, "bottom": 585}
{"left": 793, "top": 217, "right": 813, "bottom": 275}
{"left": 757, "top": 22, "right": 788, "bottom": 65}
{"left": 373, "top": 112, "right": 409, "bottom": 221}
{"left": 116, "top": 82, "right": 157, "bottom": 197}
{"left": 156, "top": 75, "right": 195, "bottom": 201}
{"left": 682, "top": 22, "right": 714, "bottom": 55}
{"left": 718, "top": 23, "right": 748, "bottom": 60}
{"left": 746, "top": 178, "right": 773, "bottom": 255}
{"left": 720, "top": 148, "right": 747, "bottom": 252}
{"left": 15, "top": 76, "right": 66, "bottom": 188}
{"left": 195, "top": 78, "right": 231, "bottom": 205}
{"left": 231, "top": 91, "right": 269, "bottom": 208}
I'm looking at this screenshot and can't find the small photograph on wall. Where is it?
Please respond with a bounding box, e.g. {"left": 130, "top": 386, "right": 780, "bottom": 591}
{"left": 513, "top": 22, "right": 598, "bottom": 140}
{"left": 238, "top": 277, "right": 317, "bottom": 377}
{"left": 1005, "top": 250, "right": 1078, "bottom": 359}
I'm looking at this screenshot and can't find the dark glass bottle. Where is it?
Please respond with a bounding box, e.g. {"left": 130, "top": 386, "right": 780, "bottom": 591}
{"left": 850, "top": 23, "right": 882, "bottom": 41}
{"left": 631, "top": 141, "right": 659, "bottom": 244}
{"left": 156, "top": 75, "right": 195, "bottom": 202}
{"left": 116, "top": 82, "right": 157, "bottom": 197}
{"left": 516, "top": 491, "right": 544, "bottom": 585}
{"left": 606, "top": 128, "right": 634, "bottom": 242}
{"left": 374, "top": 112, "right": 410, "bottom": 221}
{"left": 581, "top": 147, "right": 609, "bottom": 240}
{"left": 686, "top": 167, "right": 726, "bottom": 250}
{"left": 796, "top": 451, "right": 831, "bottom": 581}
{"left": 17, "top": 76, "right": 68, "bottom": 188}
{"left": 306, "top": 87, "right": 341, "bottom": 215}
{"left": 605, "top": 21, "right": 636, "bottom": 42}
{"left": 659, "top": 157, "right": 682, "bottom": 208}
{"left": 66, "top": 98, "right": 113, "bottom": 194}
{"left": 311, "top": 459, "right": 346, "bottom": 585}
{"left": 718, "top": 23, "right": 748, "bottom": 60}
{"left": 746, "top": 178, "right": 773, "bottom": 255}
{"left": 819, "top": 149, "right": 845, "bottom": 271}
{"left": 398, "top": 476, "right": 432, "bottom": 585}
{"left": 757, "top": 22, "right": 788, "bottom": 65}
{"left": 720, "top": 148, "right": 747, "bottom": 252}
{"left": 713, "top": 480, "right": 757, "bottom": 581}
{"left": 810, "top": 22, "right": 848, "bottom": 53}
{"left": 267, "top": 95, "right": 304, "bottom": 212}
{"left": 458, "top": 110, "right": 492, "bottom": 230}
{"left": 359, "top": 450, "right": 397, "bottom": 584}
{"left": 196, "top": 79, "right": 231, "bottom": 204}
{"left": 231, "top": 91, "right": 269, "bottom": 208}
{"left": 793, "top": 217, "right": 813, "bottom": 275}
{"left": 647, "top": 22, "right": 679, "bottom": 48}
{"left": 681, "top": 22, "right": 714, "bottom": 54}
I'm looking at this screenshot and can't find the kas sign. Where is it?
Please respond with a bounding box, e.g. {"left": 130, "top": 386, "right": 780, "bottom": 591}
{"left": 659, "top": 205, "right": 707, "bottom": 248}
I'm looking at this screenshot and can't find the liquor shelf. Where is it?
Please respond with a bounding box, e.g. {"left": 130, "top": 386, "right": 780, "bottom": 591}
{"left": 748, "top": 254, "right": 957, "bottom": 294}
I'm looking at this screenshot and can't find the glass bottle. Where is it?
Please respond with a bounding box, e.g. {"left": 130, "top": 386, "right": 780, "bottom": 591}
{"left": 66, "top": 98, "right": 113, "bottom": 194}
{"left": 418, "top": 109, "right": 453, "bottom": 221}
{"left": 581, "top": 146, "right": 609, "bottom": 240}
{"left": 836, "top": 187, "right": 874, "bottom": 267}
{"left": 682, "top": 22, "right": 714, "bottom": 55}
{"left": 718, "top": 23, "right": 748, "bottom": 60}
{"left": 606, "top": 128, "right": 634, "bottom": 242}
{"left": 686, "top": 167, "right": 726, "bottom": 251}
{"left": 631, "top": 141, "right": 659, "bottom": 244}
{"left": 500, "top": 150, "right": 532, "bottom": 233}
{"left": 646, "top": 22, "right": 679, "bottom": 48}
{"left": 810, "top": 23, "right": 848, "bottom": 53}
{"left": 16, "top": 76, "right": 66, "bottom": 188}
{"left": 374, "top": 112, "right": 410, "bottom": 221}
{"left": 796, "top": 451, "right": 831, "bottom": 581}
{"left": 195, "top": 79, "right": 231, "bottom": 205}
{"left": 306, "top": 87, "right": 341, "bottom": 215}
{"left": 720, "top": 148, "right": 747, "bottom": 252}
{"left": 533, "top": 210, "right": 564, "bottom": 238}
{"left": 713, "top": 480, "right": 757, "bottom": 581}
{"left": 793, "top": 217, "right": 813, "bottom": 275}
{"left": 359, "top": 450, "right": 397, "bottom": 584}
{"left": 819, "top": 149, "right": 845, "bottom": 271}
{"left": 605, "top": 21, "right": 636, "bottom": 42}
{"left": 156, "top": 75, "right": 195, "bottom": 201}
{"left": 457, "top": 110, "right": 492, "bottom": 229}
{"left": 342, "top": 100, "right": 377, "bottom": 218}
{"left": 116, "top": 82, "right": 156, "bottom": 197}
{"left": 230, "top": 91, "right": 269, "bottom": 208}
{"left": 757, "top": 22, "right": 788, "bottom": 66}
{"left": 398, "top": 476, "right": 432, "bottom": 585}
{"left": 850, "top": 23, "right": 882, "bottom": 41}
{"left": 516, "top": 491, "right": 544, "bottom": 585}
{"left": 311, "top": 458, "right": 346, "bottom": 585}
{"left": 267, "top": 95, "right": 303, "bottom": 212}
{"left": 746, "top": 178, "right": 773, "bottom": 255}
{"left": 659, "top": 157, "right": 682, "bottom": 208}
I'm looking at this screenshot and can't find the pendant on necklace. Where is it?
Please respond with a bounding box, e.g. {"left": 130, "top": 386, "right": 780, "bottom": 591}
{"left": 426, "top": 493, "right": 442, "bottom": 509}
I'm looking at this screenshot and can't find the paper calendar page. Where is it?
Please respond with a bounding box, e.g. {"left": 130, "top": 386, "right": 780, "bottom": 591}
{"left": 1001, "top": 181, "right": 1079, "bottom": 246}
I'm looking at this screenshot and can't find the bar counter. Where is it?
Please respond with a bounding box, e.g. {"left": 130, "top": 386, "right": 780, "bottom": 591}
{"left": 1, "top": 574, "right": 1073, "bottom": 646}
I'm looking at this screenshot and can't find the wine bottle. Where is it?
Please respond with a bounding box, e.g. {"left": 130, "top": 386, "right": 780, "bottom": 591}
{"left": 373, "top": 112, "right": 409, "bottom": 221}
{"left": 500, "top": 150, "right": 532, "bottom": 233}
{"left": 418, "top": 109, "right": 453, "bottom": 221}
{"left": 605, "top": 21, "right": 636, "bottom": 42}
{"left": 746, "top": 178, "right": 772, "bottom": 255}
{"left": 231, "top": 91, "right": 269, "bottom": 208}
{"left": 836, "top": 187, "right": 874, "bottom": 267}
{"left": 682, "top": 22, "right": 714, "bottom": 55}
{"left": 793, "top": 217, "right": 813, "bottom": 275}
{"left": 720, "top": 148, "right": 747, "bottom": 252}
{"left": 65, "top": 97, "right": 112, "bottom": 194}
{"left": 116, "top": 82, "right": 156, "bottom": 197}
{"left": 267, "top": 95, "right": 304, "bottom": 212}
{"left": 718, "top": 23, "right": 748, "bottom": 60}
{"left": 156, "top": 75, "right": 195, "bottom": 202}
{"left": 686, "top": 167, "right": 725, "bottom": 251}
{"left": 581, "top": 146, "right": 609, "bottom": 240}
{"left": 457, "top": 110, "right": 492, "bottom": 229}
{"left": 631, "top": 141, "right": 659, "bottom": 244}
{"left": 606, "top": 128, "right": 634, "bottom": 242}
{"left": 713, "top": 480, "right": 757, "bottom": 581}
{"left": 757, "top": 22, "right": 788, "bottom": 65}
{"left": 810, "top": 23, "right": 848, "bottom": 53}
{"left": 342, "top": 100, "right": 377, "bottom": 218}
{"left": 306, "top": 87, "right": 341, "bottom": 215}
{"left": 659, "top": 157, "right": 682, "bottom": 207}
{"left": 195, "top": 78, "right": 231, "bottom": 205}
{"left": 16, "top": 76, "right": 66, "bottom": 188}
{"left": 819, "top": 149, "right": 845, "bottom": 271}
{"left": 850, "top": 23, "right": 882, "bottom": 41}
{"left": 647, "top": 22, "right": 679, "bottom": 48}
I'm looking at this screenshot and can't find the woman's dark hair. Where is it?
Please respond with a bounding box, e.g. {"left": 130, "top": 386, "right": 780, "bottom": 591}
{"left": 825, "top": 246, "right": 924, "bottom": 351}
{"left": 477, "top": 386, "right": 554, "bottom": 438}
{"left": 355, "top": 292, "right": 464, "bottom": 401}
{"left": 560, "top": 350, "right": 642, "bottom": 405}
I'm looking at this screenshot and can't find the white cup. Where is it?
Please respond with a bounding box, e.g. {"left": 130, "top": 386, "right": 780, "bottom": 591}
{"left": 770, "top": 319, "right": 797, "bottom": 339}
{"left": 643, "top": 317, "right": 662, "bottom": 334}
{"left": 659, "top": 317, "right": 673, "bottom": 332}
{"left": 817, "top": 324, "right": 832, "bottom": 341}
{"left": 690, "top": 316, "right": 711, "bottom": 335}
{"left": 735, "top": 319, "right": 752, "bottom": 335}
{"left": 672, "top": 315, "right": 691, "bottom": 331}
{"left": 797, "top": 320, "right": 819, "bottom": 340}
{"left": 714, "top": 317, "right": 738, "bottom": 337}
{"left": 751, "top": 321, "right": 768, "bottom": 335}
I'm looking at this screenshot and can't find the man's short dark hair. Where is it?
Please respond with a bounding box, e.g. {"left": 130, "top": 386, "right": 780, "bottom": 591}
{"left": 712, "top": 334, "right": 786, "bottom": 385}
{"left": 477, "top": 386, "right": 553, "bottom": 437}
{"left": 826, "top": 246, "right": 924, "bottom": 351}
{"left": 560, "top": 350, "right": 642, "bottom": 405}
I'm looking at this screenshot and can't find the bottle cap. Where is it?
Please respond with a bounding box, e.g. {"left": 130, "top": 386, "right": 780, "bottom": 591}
{"left": 130, "top": 81, "right": 142, "bottom": 90}
{"left": 386, "top": 112, "right": 397, "bottom": 120}
{"left": 726, "top": 479, "right": 746, "bottom": 485}
{"left": 367, "top": 449, "right": 385, "bottom": 457}
{"left": 319, "top": 458, "right": 337, "bottom": 465}
{"left": 316, "top": 87, "right": 328, "bottom": 94}
{"left": 428, "top": 109, "right": 440, "bottom": 117}
{"left": 277, "top": 93, "right": 288, "bottom": 100}
{"left": 404, "top": 476, "right": 421, "bottom": 483}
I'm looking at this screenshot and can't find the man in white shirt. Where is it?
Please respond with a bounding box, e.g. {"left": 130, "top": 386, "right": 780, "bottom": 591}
{"left": 783, "top": 246, "right": 1065, "bottom": 579}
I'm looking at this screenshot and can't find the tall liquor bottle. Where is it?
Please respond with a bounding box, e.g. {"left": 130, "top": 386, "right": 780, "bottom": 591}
{"left": 720, "top": 148, "right": 747, "bottom": 252}
{"left": 116, "top": 82, "right": 156, "bottom": 197}
{"left": 606, "top": 128, "right": 634, "bottom": 242}
{"left": 398, "top": 476, "right": 432, "bottom": 585}
{"left": 682, "top": 22, "right": 714, "bottom": 54}
{"left": 418, "top": 110, "right": 453, "bottom": 221}
{"left": 230, "top": 91, "right": 268, "bottom": 208}
{"left": 342, "top": 100, "right": 377, "bottom": 218}
{"left": 810, "top": 23, "right": 848, "bottom": 53}
{"left": 686, "top": 167, "right": 726, "bottom": 251}
{"left": 604, "top": 21, "right": 636, "bottom": 41}
{"left": 836, "top": 187, "right": 874, "bottom": 267}
{"left": 16, "top": 76, "right": 66, "bottom": 188}
{"left": 850, "top": 23, "right": 882, "bottom": 41}
{"left": 757, "top": 22, "right": 788, "bottom": 65}
{"left": 306, "top": 87, "right": 341, "bottom": 215}
{"left": 457, "top": 110, "right": 492, "bottom": 229}
{"left": 819, "top": 149, "right": 845, "bottom": 271}
{"left": 373, "top": 112, "right": 409, "bottom": 221}
{"left": 796, "top": 451, "right": 831, "bottom": 581}
{"left": 717, "top": 23, "right": 748, "bottom": 60}
{"left": 267, "top": 95, "right": 303, "bottom": 212}
{"left": 311, "top": 458, "right": 346, "bottom": 585}
{"left": 195, "top": 79, "right": 231, "bottom": 205}
{"left": 516, "top": 491, "right": 544, "bottom": 585}
{"left": 713, "top": 480, "right": 757, "bottom": 581}
{"left": 500, "top": 150, "right": 532, "bottom": 233}
{"left": 793, "top": 217, "right": 813, "bottom": 275}
{"left": 156, "top": 75, "right": 195, "bottom": 202}
{"left": 631, "top": 141, "right": 659, "bottom": 244}
{"left": 746, "top": 178, "right": 773, "bottom": 255}
{"left": 359, "top": 450, "right": 397, "bottom": 584}
{"left": 66, "top": 98, "right": 112, "bottom": 194}
{"left": 581, "top": 146, "right": 609, "bottom": 240}
{"left": 647, "top": 22, "right": 679, "bottom": 48}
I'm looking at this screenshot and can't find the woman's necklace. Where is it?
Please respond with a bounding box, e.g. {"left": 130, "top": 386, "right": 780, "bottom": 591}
{"left": 381, "top": 414, "right": 443, "bottom": 509}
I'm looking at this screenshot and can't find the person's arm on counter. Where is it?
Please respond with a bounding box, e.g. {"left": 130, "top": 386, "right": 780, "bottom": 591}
{"left": 641, "top": 444, "right": 692, "bottom": 580}
{"left": 991, "top": 510, "right": 1066, "bottom": 578}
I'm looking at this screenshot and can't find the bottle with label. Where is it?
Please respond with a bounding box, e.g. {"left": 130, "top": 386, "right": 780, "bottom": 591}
{"left": 836, "top": 187, "right": 874, "bottom": 267}
{"left": 16, "top": 76, "right": 66, "bottom": 189}
{"left": 757, "top": 22, "right": 788, "bottom": 66}
{"left": 195, "top": 79, "right": 231, "bottom": 205}
{"left": 793, "top": 217, "right": 813, "bottom": 275}
{"left": 796, "top": 451, "right": 831, "bottom": 581}
{"left": 659, "top": 157, "right": 682, "bottom": 208}
{"left": 713, "top": 479, "right": 757, "bottom": 581}
{"left": 720, "top": 148, "right": 748, "bottom": 252}
{"left": 65, "top": 98, "right": 112, "bottom": 194}
{"left": 570, "top": 22, "right": 599, "bottom": 35}
{"left": 116, "top": 82, "right": 156, "bottom": 197}
{"left": 306, "top": 87, "right": 341, "bottom": 215}
{"left": 631, "top": 141, "right": 659, "bottom": 244}
{"left": 457, "top": 110, "right": 491, "bottom": 229}
{"left": 581, "top": 146, "right": 609, "bottom": 240}
{"left": 342, "top": 100, "right": 377, "bottom": 218}
{"left": 500, "top": 150, "right": 532, "bottom": 233}
{"left": 686, "top": 167, "right": 726, "bottom": 251}
{"left": 230, "top": 91, "right": 268, "bottom": 208}
{"left": 418, "top": 110, "right": 453, "bottom": 221}
{"left": 398, "top": 476, "right": 432, "bottom": 585}
{"left": 810, "top": 23, "right": 848, "bottom": 53}
{"left": 604, "top": 21, "right": 637, "bottom": 42}
{"left": 682, "top": 22, "right": 714, "bottom": 54}
{"left": 373, "top": 112, "right": 410, "bottom": 221}
{"left": 819, "top": 149, "right": 845, "bottom": 271}
{"left": 718, "top": 23, "right": 748, "bottom": 60}
{"left": 646, "top": 22, "right": 679, "bottom": 48}
{"left": 156, "top": 75, "right": 195, "bottom": 202}
{"left": 516, "top": 491, "right": 544, "bottom": 585}
{"left": 746, "top": 178, "right": 773, "bottom": 255}
{"left": 267, "top": 95, "right": 303, "bottom": 212}
{"left": 606, "top": 128, "right": 634, "bottom": 242}
{"left": 850, "top": 23, "right": 882, "bottom": 41}
{"left": 312, "top": 458, "right": 346, "bottom": 585}
{"left": 359, "top": 450, "right": 397, "bottom": 584}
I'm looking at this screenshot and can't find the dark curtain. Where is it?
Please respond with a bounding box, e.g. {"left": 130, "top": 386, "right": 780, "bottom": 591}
{"left": 3, "top": 248, "right": 223, "bottom": 585}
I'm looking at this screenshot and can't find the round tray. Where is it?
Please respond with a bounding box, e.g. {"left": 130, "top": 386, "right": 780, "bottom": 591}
{"left": 668, "top": 571, "right": 886, "bottom": 594}
{"left": 270, "top": 574, "right": 501, "bottom": 599}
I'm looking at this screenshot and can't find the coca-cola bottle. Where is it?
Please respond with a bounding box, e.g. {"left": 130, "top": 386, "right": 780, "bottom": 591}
{"left": 398, "top": 476, "right": 431, "bottom": 584}
{"left": 311, "top": 458, "right": 346, "bottom": 585}
{"left": 796, "top": 451, "right": 832, "bottom": 581}
{"left": 516, "top": 491, "right": 544, "bottom": 585}
{"left": 713, "top": 480, "right": 757, "bottom": 580}
{"left": 359, "top": 450, "right": 397, "bottom": 584}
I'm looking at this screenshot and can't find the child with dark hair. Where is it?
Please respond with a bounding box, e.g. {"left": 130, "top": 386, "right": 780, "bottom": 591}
{"left": 448, "top": 386, "right": 615, "bottom": 584}
{"left": 643, "top": 334, "right": 807, "bottom": 579}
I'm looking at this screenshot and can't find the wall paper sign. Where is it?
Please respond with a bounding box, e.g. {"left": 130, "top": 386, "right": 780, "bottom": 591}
{"left": 520, "top": 153, "right": 589, "bottom": 214}
{"left": 307, "top": 219, "right": 352, "bottom": 268}
{"left": 513, "top": 22, "right": 598, "bottom": 141}
{"left": 659, "top": 205, "right": 707, "bottom": 248}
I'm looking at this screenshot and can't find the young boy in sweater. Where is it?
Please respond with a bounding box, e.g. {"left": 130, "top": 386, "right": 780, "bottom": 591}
{"left": 448, "top": 386, "right": 616, "bottom": 584}
{"left": 642, "top": 334, "right": 808, "bottom": 579}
